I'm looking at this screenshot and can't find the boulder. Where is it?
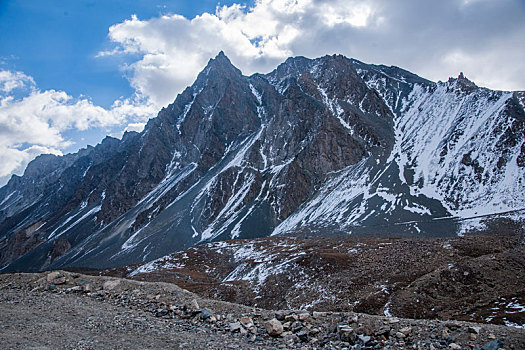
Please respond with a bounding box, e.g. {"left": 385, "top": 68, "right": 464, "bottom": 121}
{"left": 264, "top": 318, "right": 284, "bottom": 337}
{"left": 102, "top": 280, "right": 121, "bottom": 291}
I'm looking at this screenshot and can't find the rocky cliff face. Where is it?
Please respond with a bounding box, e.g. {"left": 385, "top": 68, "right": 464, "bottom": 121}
{"left": 1, "top": 52, "right": 524, "bottom": 271}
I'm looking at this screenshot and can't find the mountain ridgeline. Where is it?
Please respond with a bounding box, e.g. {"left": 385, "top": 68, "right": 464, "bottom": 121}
{"left": 1, "top": 52, "right": 524, "bottom": 271}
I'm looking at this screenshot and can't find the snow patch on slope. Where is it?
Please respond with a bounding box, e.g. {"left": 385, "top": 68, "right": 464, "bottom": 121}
{"left": 394, "top": 82, "right": 525, "bottom": 217}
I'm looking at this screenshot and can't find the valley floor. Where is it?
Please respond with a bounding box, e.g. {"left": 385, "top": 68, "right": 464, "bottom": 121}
{"left": 1, "top": 270, "right": 524, "bottom": 349}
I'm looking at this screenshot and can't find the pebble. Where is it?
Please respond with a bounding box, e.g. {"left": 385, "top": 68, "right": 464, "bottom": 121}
{"left": 400, "top": 326, "right": 412, "bottom": 336}
{"left": 52, "top": 277, "right": 67, "bottom": 285}
{"left": 338, "top": 325, "right": 356, "bottom": 343}
{"left": 46, "top": 271, "right": 62, "bottom": 282}
{"left": 396, "top": 331, "right": 406, "bottom": 339}
{"left": 285, "top": 314, "right": 298, "bottom": 322}
{"left": 240, "top": 316, "right": 253, "bottom": 328}
{"left": 275, "top": 310, "right": 287, "bottom": 320}
{"left": 357, "top": 334, "right": 371, "bottom": 345}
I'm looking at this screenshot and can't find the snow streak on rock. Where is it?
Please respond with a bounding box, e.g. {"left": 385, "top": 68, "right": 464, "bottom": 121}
{"left": 395, "top": 82, "right": 524, "bottom": 216}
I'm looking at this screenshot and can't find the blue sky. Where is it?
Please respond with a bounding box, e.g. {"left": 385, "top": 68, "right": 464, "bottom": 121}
{"left": 0, "top": 1, "right": 247, "bottom": 107}
{"left": 1, "top": 0, "right": 524, "bottom": 186}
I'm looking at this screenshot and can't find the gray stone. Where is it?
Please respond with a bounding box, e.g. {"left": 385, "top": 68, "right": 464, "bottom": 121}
{"left": 285, "top": 314, "right": 298, "bottom": 322}
{"left": 240, "top": 316, "right": 254, "bottom": 328}
{"left": 399, "top": 327, "right": 412, "bottom": 336}
{"left": 338, "top": 325, "right": 356, "bottom": 343}
{"left": 190, "top": 299, "right": 199, "bottom": 310}
{"left": 46, "top": 271, "right": 62, "bottom": 282}
{"left": 264, "top": 318, "right": 284, "bottom": 337}
{"left": 102, "top": 279, "right": 120, "bottom": 291}
{"left": 312, "top": 311, "right": 328, "bottom": 318}
{"left": 480, "top": 339, "right": 503, "bottom": 350}
{"left": 229, "top": 322, "right": 242, "bottom": 333}
{"left": 155, "top": 308, "right": 168, "bottom": 317}
{"left": 468, "top": 326, "right": 481, "bottom": 334}
{"left": 275, "top": 310, "right": 287, "bottom": 320}
{"left": 298, "top": 312, "right": 310, "bottom": 321}
{"left": 200, "top": 309, "right": 212, "bottom": 320}
{"left": 297, "top": 330, "right": 308, "bottom": 342}
{"left": 357, "top": 335, "right": 371, "bottom": 345}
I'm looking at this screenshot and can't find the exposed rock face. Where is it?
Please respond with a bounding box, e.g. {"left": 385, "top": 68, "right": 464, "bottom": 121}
{"left": 49, "top": 237, "right": 71, "bottom": 264}
{"left": 0, "top": 52, "right": 524, "bottom": 272}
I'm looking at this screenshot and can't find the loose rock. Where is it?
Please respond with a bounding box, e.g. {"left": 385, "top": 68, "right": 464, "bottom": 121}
{"left": 229, "top": 322, "right": 242, "bottom": 333}
{"left": 264, "top": 318, "right": 283, "bottom": 337}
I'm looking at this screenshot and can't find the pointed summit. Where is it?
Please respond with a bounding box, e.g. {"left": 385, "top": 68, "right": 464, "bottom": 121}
{"left": 194, "top": 51, "right": 242, "bottom": 86}
{"left": 206, "top": 51, "right": 234, "bottom": 68}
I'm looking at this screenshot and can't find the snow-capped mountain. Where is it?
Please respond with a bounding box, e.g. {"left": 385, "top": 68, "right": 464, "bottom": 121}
{"left": 1, "top": 52, "right": 524, "bottom": 271}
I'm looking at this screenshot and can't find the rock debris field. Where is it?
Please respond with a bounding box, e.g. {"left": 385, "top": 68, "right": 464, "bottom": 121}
{"left": 1, "top": 271, "right": 523, "bottom": 349}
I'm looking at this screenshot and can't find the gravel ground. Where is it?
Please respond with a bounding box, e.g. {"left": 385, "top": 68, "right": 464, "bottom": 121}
{"left": 1, "top": 271, "right": 524, "bottom": 350}
{"left": 0, "top": 288, "right": 273, "bottom": 350}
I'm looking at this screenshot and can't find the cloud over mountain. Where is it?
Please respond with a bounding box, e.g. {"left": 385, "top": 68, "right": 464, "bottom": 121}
{"left": 0, "top": 70, "right": 156, "bottom": 185}
{"left": 104, "top": 0, "right": 525, "bottom": 107}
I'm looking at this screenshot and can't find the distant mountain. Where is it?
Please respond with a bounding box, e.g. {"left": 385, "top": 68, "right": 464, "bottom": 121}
{"left": 1, "top": 52, "right": 524, "bottom": 272}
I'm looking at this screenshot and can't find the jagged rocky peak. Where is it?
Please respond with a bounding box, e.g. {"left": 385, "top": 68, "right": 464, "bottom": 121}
{"left": 210, "top": 50, "right": 236, "bottom": 68}
{"left": 447, "top": 71, "right": 478, "bottom": 92}
{"left": 268, "top": 55, "right": 313, "bottom": 82}
{"left": 0, "top": 52, "right": 524, "bottom": 273}
{"left": 194, "top": 50, "right": 243, "bottom": 87}
{"left": 21, "top": 153, "right": 61, "bottom": 178}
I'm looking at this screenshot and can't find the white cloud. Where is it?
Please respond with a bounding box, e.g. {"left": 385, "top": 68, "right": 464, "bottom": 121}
{"left": 102, "top": 0, "right": 525, "bottom": 109}
{"left": 0, "top": 145, "right": 62, "bottom": 178}
{"left": 0, "top": 69, "right": 157, "bottom": 186}
{"left": 109, "top": 121, "right": 147, "bottom": 139}
{"left": 0, "top": 70, "right": 35, "bottom": 93}
{"left": 124, "top": 122, "right": 146, "bottom": 133}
